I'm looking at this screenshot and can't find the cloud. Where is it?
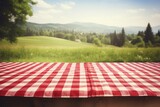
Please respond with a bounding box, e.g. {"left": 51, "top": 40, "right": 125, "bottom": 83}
{"left": 60, "top": 2, "right": 75, "bottom": 10}
{"left": 33, "top": 0, "right": 75, "bottom": 11}
{"left": 28, "top": 1, "right": 160, "bottom": 27}
{"left": 148, "top": 13, "right": 160, "bottom": 26}
{"left": 28, "top": 0, "right": 75, "bottom": 23}
{"left": 33, "top": 0, "right": 52, "bottom": 9}
{"left": 152, "top": 13, "right": 160, "bottom": 18}
{"left": 126, "top": 8, "right": 145, "bottom": 13}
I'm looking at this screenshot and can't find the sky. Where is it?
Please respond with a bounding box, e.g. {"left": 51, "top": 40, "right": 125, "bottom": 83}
{"left": 28, "top": 0, "right": 160, "bottom": 27}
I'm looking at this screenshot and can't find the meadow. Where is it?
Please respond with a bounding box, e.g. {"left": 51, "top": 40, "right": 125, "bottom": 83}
{"left": 0, "top": 36, "right": 160, "bottom": 62}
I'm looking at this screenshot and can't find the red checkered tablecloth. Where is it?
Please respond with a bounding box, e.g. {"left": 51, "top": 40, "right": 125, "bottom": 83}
{"left": 0, "top": 62, "right": 160, "bottom": 98}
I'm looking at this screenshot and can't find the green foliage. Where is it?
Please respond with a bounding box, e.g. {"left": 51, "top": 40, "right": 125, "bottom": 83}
{"left": 154, "top": 36, "right": 160, "bottom": 46}
{"left": 93, "top": 38, "right": 102, "bottom": 47}
{"left": 54, "top": 32, "right": 65, "bottom": 38}
{"left": 102, "top": 37, "right": 110, "bottom": 45}
{"left": 126, "top": 34, "right": 135, "bottom": 41}
{"left": 110, "top": 31, "right": 118, "bottom": 46}
{"left": 80, "top": 36, "right": 87, "bottom": 42}
{"left": 157, "top": 30, "right": 160, "bottom": 37}
{"left": 131, "top": 36, "right": 145, "bottom": 47}
{"left": 86, "top": 35, "right": 94, "bottom": 43}
{"left": 131, "top": 36, "right": 142, "bottom": 45}
{"left": 0, "top": 0, "right": 35, "bottom": 43}
{"left": 145, "top": 41, "right": 153, "bottom": 48}
{"left": 110, "top": 28, "right": 126, "bottom": 47}
{"left": 99, "top": 34, "right": 110, "bottom": 45}
{"left": 124, "top": 40, "right": 135, "bottom": 48}
{"left": 155, "top": 30, "right": 160, "bottom": 46}
{"left": 69, "top": 35, "right": 76, "bottom": 41}
{"left": 137, "top": 31, "right": 144, "bottom": 38}
{"left": 136, "top": 42, "right": 145, "bottom": 47}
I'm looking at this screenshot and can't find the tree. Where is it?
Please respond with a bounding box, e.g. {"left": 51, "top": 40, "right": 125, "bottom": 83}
{"left": 154, "top": 30, "right": 160, "bottom": 46}
{"left": 110, "top": 31, "right": 118, "bottom": 46}
{"left": 121, "top": 28, "right": 126, "bottom": 46}
{"left": 80, "top": 36, "right": 87, "bottom": 42}
{"left": 110, "top": 29, "right": 125, "bottom": 47}
{"left": 69, "top": 35, "right": 76, "bottom": 41}
{"left": 119, "top": 28, "right": 125, "bottom": 47}
{"left": 144, "top": 23, "right": 154, "bottom": 45}
{"left": 93, "top": 37, "right": 102, "bottom": 47}
{"left": 0, "top": 0, "right": 36, "bottom": 43}
{"left": 86, "top": 34, "right": 94, "bottom": 43}
{"left": 102, "top": 37, "right": 110, "bottom": 45}
{"left": 131, "top": 36, "right": 145, "bottom": 47}
{"left": 55, "top": 32, "right": 65, "bottom": 38}
{"left": 137, "top": 31, "right": 144, "bottom": 38}
{"left": 156, "top": 30, "right": 160, "bottom": 37}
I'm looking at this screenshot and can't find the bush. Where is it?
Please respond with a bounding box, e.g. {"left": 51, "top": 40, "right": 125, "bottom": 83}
{"left": 154, "top": 43, "right": 160, "bottom": 47}
{"left": 131, "top": 36, "right": 145, "bottom": 47}
{"left": 93, "top": 38, "right": 102, "bottom": 47}
{"left": 136, "top": 42, "right": 145, "bottom": 47}
{"left": 131, "top": 36, "right": 142, "bottom": 45}
{"left": 124, "top": 40, "right": 135, "bottom": 47}
{"left": 145, "top": 41, "right": 153, "bottom": 48}
{"left": 54, "top": 32, "right": 65, "bottom": 38}
{"left": 69, "top": 35, "right": 76, "bottom": 41}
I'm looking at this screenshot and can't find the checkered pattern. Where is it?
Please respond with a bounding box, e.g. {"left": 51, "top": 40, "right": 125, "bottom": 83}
{"left": 0, "top": 62, "right": 160, "bottom": 98}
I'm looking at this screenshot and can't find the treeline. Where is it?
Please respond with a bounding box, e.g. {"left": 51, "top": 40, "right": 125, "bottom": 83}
{"left": 25, "top": 27, "right": 111, "bottom": 47}
{"left": 24, "top": 23, "right": 160, "bottom": 47}
{"left": 130, "top": 23, "right": 160, "bottom": 47}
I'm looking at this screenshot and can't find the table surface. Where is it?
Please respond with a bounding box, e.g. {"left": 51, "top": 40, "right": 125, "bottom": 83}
{"left": 0, "top": 62, "right": 160, "bottom": 98}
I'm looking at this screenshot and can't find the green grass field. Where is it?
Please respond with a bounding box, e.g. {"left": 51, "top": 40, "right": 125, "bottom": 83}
{"left": 0, "top": 36, "right": 160, "bottom": 62}
{"left": 0, "top": 36, "right": 94, "bottom": 49}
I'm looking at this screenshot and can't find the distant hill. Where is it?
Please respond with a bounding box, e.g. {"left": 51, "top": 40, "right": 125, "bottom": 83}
{"left": 27, "top": 22, "right": 160, "bottom": 34}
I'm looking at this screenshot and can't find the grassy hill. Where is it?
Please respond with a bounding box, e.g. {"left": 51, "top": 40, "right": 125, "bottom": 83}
{"left": 0, "top": 36, "right": 93, "bottom": 48}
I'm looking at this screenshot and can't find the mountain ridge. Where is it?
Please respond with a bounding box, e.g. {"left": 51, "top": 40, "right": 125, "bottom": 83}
{"left": 27, "top": 22, "right": 160, "bottom": 34}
